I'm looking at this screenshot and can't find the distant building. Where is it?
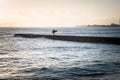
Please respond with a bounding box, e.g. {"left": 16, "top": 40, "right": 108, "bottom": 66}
{"left": 110, "top": 23, "right": 120, "bottom": 27}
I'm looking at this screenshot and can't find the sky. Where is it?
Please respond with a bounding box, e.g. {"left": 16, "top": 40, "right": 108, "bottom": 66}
{"left": 0, "top": 0, "right": 120, "bottom": 27}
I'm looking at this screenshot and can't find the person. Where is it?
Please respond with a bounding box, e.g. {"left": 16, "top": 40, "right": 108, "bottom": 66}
{"left": 52, "top": 29, "right": 57, "bottom": 35}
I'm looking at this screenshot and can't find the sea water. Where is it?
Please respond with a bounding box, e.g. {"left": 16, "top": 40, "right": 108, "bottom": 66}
{"left": 0, "top": 27, "right": 120, "bottom": 80}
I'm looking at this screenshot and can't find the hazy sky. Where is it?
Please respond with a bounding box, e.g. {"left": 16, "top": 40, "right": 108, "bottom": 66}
{"left": 0, "top": 0, "right": 120, "bottom": 27}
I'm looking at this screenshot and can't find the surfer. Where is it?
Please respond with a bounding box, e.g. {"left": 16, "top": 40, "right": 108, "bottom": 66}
{"left": 52, "top": 29, "right": 57, "bottom": 35}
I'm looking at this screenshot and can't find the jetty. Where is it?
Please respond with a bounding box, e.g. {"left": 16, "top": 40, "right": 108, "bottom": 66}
{"left": 14, "top": 34, "right": 120, "bottom": 45}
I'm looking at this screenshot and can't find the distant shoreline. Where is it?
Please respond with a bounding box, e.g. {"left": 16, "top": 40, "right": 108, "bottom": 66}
{"left": 0, "top": 23, "right": 120, "bottom": 28}
{"left": 76, "top": 23, "right": 120, "bottom": 27}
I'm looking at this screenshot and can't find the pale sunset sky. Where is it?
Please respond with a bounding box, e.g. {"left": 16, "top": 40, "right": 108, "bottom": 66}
{"left": 0, "top": 0, "right": 120, "bottom": 27}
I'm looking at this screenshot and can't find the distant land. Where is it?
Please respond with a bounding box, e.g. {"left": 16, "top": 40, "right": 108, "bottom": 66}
{"left": 76, "top": 23, "right": 120, "bottom": 27}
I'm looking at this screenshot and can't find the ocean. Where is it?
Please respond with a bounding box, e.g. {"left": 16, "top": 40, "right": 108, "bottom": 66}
{"left": 0, "top": 27, "right": 120, "bottom": 80}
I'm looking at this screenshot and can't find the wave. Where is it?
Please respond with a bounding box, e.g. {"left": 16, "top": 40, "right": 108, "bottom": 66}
{"left": 13, "top": 67, "right": 109, "bottom": 80}
{"left": 0, "top": 34, "right": 13, "bottom": 38}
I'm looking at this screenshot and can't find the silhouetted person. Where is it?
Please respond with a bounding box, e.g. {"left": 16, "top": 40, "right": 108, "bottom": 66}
{"left": 52, "top": 29, "right": 57, "bottom": 35}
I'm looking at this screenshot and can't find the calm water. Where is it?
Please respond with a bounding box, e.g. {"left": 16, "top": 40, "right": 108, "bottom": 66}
{"left": 0, "top": 27, "right": 120, "bottom": 80}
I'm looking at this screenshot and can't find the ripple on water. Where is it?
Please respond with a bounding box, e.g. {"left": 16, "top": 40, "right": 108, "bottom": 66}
{"left": 14, "top": 67, "right": 109, "bottom": 80}
{"left": 0, "top": 57, "right": 20, "bottom": 62}
{"left": 0, "top": 53, "right": 8, "bottom": 55}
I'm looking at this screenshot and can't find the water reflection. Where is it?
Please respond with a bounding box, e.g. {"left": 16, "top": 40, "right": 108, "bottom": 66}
{"left": 0, "top": 36, "right": 120, "bottom": 79}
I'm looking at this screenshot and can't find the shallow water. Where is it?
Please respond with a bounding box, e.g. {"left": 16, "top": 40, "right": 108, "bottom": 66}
{"left": 0, "top": 27, "right": 120, "bottom": 80}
